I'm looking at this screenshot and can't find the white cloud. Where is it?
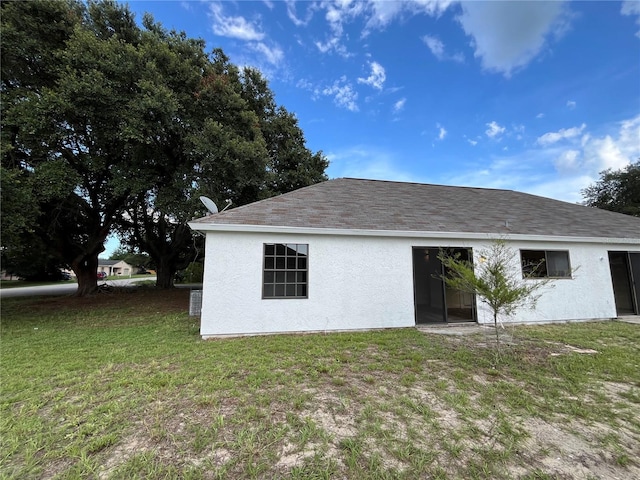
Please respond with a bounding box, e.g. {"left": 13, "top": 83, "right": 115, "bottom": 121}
{"left": 365, "top": 0, "right": 453, "bottom": 33}
{"left": 297, "top": 78, "right": 324, "bottom": 102}
{"left": 457, "top": 1, "right": 572, "bottom": 76}
{"left": 357, "top": 61, "right": 386, "bottom": 90}
{"left": 545, "top": 116, "right": 638, "bottom": 196}
{"left": 363, "top": 0, "right": 404, "bottom": 30}
{"left": 450, "top": 52, "right": 465, "bottom": 63}
{"left": 443, "top": 116, "right": 639, "bottom": 203}
{"left": 582, "top": 117, "right": 640, "bottom": 171}
{"left": 206, "top": 2, "right": 285, "bottom": 73}
{"left": 296, "top": 78, "right": 314, "bottom": 91}
{"left": 314, "top": 36, "right": 351, "bottom": 57}
{"left": 566, "top": 100, "right": 576, "bottom": 109}
{"left": 589, "top": 137, "right": 628, "bottom": 171}
{"left": 466, "top": 138, "right": 478, "bottom": 146}
{"left": 286, "top": 0, "right": 307, "bottom": 26}
{"left": 248, "top": 42, "right": 284, "bottom": 65}
{"left": 325, "top": 118, "right": 639, "bottom": 204}
{"left": 554, "top": 149, "right": 581, "bottom": 173}
{"left": 485, "top": 121, "right": 506, "bottom": 139}
{"left": 393, "top": 98, "right": 406, "bottom": 113}
{"left": 286, "top": 0, "right": 319, "bottom": 27}
{"left": 322, "top": 76, "right": 359, "bottom": 112}
{"left": 441, "top": 151, "right": 592, "bottom": 203}
{"left": 300, "top": 1, "right": 451, "bottom": 59}
{"left": 536, "top": 113, "right": 545, "bottom": 119}
{"left": 411, "top": 0, "right": 454, "bottom": 17}
{"left": 537, "top": 116, "right": 640, "bottom": 179}
{"left": 423, "top": 34, "right": 445, "bottom": 59}
{"left": 443, "top": 154, "right": 552, "bottom": 192}
{"left": 315, "top": 38, "right": 336, "bottom": 53}
{"left": 618, "top": 115, "right": 640, "bottom": 151}
{"left": 436, "top": 123, "right": 447, "bottom": 141}
{"left": 422, "top": 34, "right": 465, "bottom": 63}
{"left": 526, "top": 175, "right": 595, "bottom": 203}
{"left": 312, "top": 0, "right": 367, "bottom": 56}
{"left": 536, "top": 123, "right": 586, "bottom": 146}
{"left": 209, "top": 2, "right": 264, "bottom": 41}
{"left": 621, "top": 0, "right": 640, "bottom": 38}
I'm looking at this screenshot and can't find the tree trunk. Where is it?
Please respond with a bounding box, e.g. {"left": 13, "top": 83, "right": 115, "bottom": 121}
{"left": 493, "top": 311, "right": 500, "bottom": 350}
{"left": 155, "top": 256, "right": 177, "bottom": 289}
{"left": 71, "top": 254, "right": 99, "bottom": 296}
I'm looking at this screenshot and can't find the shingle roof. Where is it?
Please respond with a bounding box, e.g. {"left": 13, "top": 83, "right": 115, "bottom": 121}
{"left": 191, "top": 178, "right": 640, "bottom": 239}
{"left": 98, "top": 259, "right": 120, "bottom": 266}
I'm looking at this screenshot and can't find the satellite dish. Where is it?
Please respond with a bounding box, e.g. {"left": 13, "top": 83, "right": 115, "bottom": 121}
{"left": 199, "top": 196, "right": 218, "bottom": 214}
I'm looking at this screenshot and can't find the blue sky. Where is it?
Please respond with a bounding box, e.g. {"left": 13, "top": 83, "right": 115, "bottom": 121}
{"left": 105, "top": 0, "right": 640, "bottom": 254}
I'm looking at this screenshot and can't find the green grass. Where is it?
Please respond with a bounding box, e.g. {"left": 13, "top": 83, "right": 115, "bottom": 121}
{"left": 1, "top": 291, "right": 639, "bottom": 479}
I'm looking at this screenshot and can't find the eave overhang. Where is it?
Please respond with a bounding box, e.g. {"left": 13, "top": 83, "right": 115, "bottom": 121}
{"left": 188, "top": 221, "right": 640, "bottom": 246}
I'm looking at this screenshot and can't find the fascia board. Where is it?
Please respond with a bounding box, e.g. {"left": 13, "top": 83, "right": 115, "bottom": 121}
{"left": 188, "top": 221, "right": 640, "bottom": 246}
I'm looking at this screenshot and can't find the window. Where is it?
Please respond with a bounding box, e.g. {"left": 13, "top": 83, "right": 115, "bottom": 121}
{"left": 263, "top": 243, "right": 308, "bottom": 298}
{"left": 521, "top": 250, "right": 571, "bottom": 278}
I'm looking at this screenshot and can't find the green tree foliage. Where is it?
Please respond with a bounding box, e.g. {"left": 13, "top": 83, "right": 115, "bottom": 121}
{"left": 1, "top": 0, "right": 83, "bottom": 281}
{"left": 112, "top": 18, "right": 216, "bottom": 289}
{"left": 2, "top": 0, "right": 162, "bottom": 295}
{"left": 582, "top": 161, "right": 640, "bottom": 217}
{"left": 116, "top": 45, "right": 270, "bottom": 288}
{"left": 1, "top": 0, "right": 328, "bottom": 294}
{"left": 181, "top": 262, "right": 204, "bottom": 284}
{"left": 239, "top": 66, "right": 329, "bottom": 196}
{"left": 439, "top": 241, "right": 552, "bottom": 351}
{"left": 119, "top": 49, "right": 328, "bottom": 289}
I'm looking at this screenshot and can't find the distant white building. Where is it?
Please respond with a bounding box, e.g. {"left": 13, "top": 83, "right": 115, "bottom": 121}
{"left": 97, "top": 259, "right": 134, "bottom": 277}
{"left": 189, "top": 178, "right": 640, "bottom": 338}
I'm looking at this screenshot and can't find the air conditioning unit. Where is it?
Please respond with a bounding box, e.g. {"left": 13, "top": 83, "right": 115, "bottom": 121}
{"left": 189, "top": 289, "right": 202, "bottom": 317}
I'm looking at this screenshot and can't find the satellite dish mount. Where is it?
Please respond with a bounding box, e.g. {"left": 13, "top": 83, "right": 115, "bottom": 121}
{"left": 200, "top": 196, "right": 232, "bottom": 214}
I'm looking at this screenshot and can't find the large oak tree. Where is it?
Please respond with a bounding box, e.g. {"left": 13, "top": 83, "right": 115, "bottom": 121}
{"left": 2, "top": 0, "right": 328, "bottom": 294}
{"left": 2, "top": 0, "right": 154, "bottom": 295}
{"left": 118, "top": 49, "right": 328, "bottom": 289}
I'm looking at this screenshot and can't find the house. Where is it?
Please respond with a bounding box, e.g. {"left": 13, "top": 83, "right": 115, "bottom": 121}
{"left": 1, "top": 271, "right": 21, "bottom": 281}
{"left": 97, "top": 259, "right": 134, "bottom": 277}
{"left": 188, "top": 178, "right": 640, "bottom": 338}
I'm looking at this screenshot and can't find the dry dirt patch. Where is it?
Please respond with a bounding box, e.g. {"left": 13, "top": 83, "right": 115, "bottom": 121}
{"left": 89, "top": 374, "right": 640, "bottom": 479}
{"left": 514, "top": 417, "right": 640, "bottom": 479}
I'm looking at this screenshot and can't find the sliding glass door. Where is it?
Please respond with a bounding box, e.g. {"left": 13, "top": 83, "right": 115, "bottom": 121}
{"left": 608, "top": 251, "right": 640, "bottom": 316}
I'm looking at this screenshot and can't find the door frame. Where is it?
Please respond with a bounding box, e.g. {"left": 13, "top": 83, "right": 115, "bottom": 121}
{"left": 412, "top": 246, "right": 477, "bottom": 324}
{"left": 608, "top": 251, "right": 640, "bottom": 316}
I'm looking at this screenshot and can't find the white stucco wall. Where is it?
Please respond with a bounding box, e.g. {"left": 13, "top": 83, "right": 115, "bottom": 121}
{"left": 200, "top": 231, "right": 417, "bottom": 336}
{"left": 471, "top": 241, "right": 621, "bottom": 325}
{"left": 199, "top": 230, "right": 638, "bottom": 337}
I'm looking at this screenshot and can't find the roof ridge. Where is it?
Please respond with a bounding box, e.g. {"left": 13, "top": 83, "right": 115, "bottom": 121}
{"left": 340, "top": 177, "right": 514, "bottom": 193}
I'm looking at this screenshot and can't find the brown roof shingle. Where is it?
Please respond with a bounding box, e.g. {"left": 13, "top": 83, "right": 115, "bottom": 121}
{"left": 191, "top": 178, "right": 640, "bottom": 239}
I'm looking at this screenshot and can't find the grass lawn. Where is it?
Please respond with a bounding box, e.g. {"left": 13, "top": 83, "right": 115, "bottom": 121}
{"left": 1, "top": 290, "right": 639, "bottom": 479}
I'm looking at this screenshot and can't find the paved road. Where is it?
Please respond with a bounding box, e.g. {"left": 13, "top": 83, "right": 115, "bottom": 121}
{"left": 0, "top": 277, "right": 157, "bottom": 298}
